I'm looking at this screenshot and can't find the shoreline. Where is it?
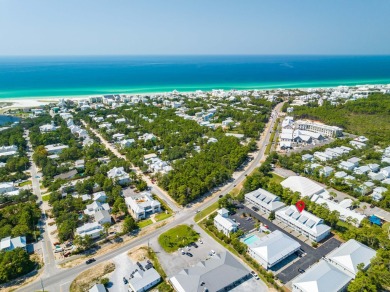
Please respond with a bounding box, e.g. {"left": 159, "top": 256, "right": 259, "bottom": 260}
{"left": 0, "top": 81, "right": 389, "bottom": 110}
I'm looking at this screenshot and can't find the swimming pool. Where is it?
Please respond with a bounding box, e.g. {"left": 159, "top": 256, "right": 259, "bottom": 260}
{"left": 243, "top": 234, "right": 260, "bottom": 245}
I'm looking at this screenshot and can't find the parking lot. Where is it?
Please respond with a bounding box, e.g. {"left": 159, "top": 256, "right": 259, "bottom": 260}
{"left": 241, "top": 205, "right": 341, "bottom": 284}
{"left": 230, "top": 212, "right": 256, "bottom": 233}
{"left": 150, "top": 224, "right": 226, "bottom": 277}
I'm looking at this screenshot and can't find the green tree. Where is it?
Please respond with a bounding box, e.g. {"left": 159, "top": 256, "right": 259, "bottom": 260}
{"left": 122, "top": 216, "right": 138, "bottom": 234}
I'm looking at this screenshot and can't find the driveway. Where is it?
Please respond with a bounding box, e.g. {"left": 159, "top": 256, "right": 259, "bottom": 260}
{"left": 242, "top": 206, "right": 341, "bottom": 283}
{"left": 108, "top": 252, "right": 133, "bottom": 292}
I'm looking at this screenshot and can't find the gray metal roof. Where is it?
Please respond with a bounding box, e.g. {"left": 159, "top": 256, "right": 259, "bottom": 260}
{"left": 170, "top": 252, "right": 249, "bottom": 292}
{"left": 292, "top": 260, "right": 352, "bottom": 292}
{"left": 129, "top": 268, "right": 161, "bottom": 291}
{"left": 325, "top": 239, "right": 376, "bottom": 276}
{"left": 247, "top": 230, "right": 300, "bottom": 266}
{"left": 89, "top": 284, "right": 106, "bottom": 292}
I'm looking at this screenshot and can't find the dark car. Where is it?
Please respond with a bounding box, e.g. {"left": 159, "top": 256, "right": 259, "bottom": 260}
{"left": 186, "top": 252, "right": 193, "bottom": 257}
{"left": 85, "top": 258, "right": 96, "bottom": 264}
{"left": 123, "top": 277, "right": 128, "bottom": 284}
{"left": 252, "top": 206, "right": 259, "bottom": 211}
{"left": 219, "top": 195, "right": 223, "bottom": 198}
{"left": 298, "top": 268, "right": 305, "bottom": 273}
{"left": 191, "top": 242, "right": 198, "bottom": 248}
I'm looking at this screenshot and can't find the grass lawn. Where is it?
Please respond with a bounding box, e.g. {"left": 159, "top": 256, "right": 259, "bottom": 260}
{"left": 19, "top": 180, "right": 32, "bottom": 187}
{"left": 194, "top": 201, "right": 218, "bottom": 222}
{"left": 42, "top": 194, "right": 50, "bottom": 202}
{"left": 155, "top": 212, "right": 172, "bottom": 222}
{"left": 138, "top": 219, "right": 153, "bottom": 228}
{"left": 158, "top": 224, "right": 199, "bottom": 253}
{"left": 269, "top": 173, "right": 284, "bottom": 184}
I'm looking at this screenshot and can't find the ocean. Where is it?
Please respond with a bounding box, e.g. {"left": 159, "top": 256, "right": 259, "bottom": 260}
{"left": 0, "top": 55, "right": 390, "bottom": 99}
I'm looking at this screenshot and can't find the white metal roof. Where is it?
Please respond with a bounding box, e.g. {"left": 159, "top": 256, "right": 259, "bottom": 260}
{"left": 281, "top": 176, "right": 328, "bottom": 198}
{"left": 292, "top": 260, "right": 352, "bottom": 292}
{"left": 247, "top": 230, "right": 300, "bottom": 266}
{"left": 326, "top": 239, "right": 376, "bottom": 276}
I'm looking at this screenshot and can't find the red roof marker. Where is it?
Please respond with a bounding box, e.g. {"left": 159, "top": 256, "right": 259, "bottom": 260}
{"left": 296, "top": 200, "right": 305, "bottom": 213}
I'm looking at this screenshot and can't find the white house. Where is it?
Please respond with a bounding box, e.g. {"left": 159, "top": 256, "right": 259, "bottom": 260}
{"left": 125, "top": 192, "right": 161, "bottom": 220}
{"left": 0, "top": 145, "right": 18, "bottom": 157}
{"left": 39, "top": 122, "right": 57, "bottom": 133}
{"left": 76, "top": 222, "right": 103, "bottom": 238}
{"left": 338, "top": 161, "right": 356, "bottom": 171}
{"left": 214, "top": 208, "right": 238, "bottom": 237}
{"left": 94, "top": 210, "right": 111, "bottom": 225}
{"left": 0, "top": 182, "right": 16, "bottom": 194}
{"left": 380, "top": 166, "right": 390, "bottom": 178}
{"left": 0, "top": 236, "right": 26, "bottom": 251}
{"left": 107, "top": 167, "right": 131, "bottom": 185}
{"left": 311, "top": 195, "right": 365, "bottom": 226}
{"left": 45, "top": 144, "right": 69, "bottom": 154}
{"left": 371, "top": 187, "right": 387, "bottom": 202}
{"left": 120, "top": 139, "right": 135, "bottom": 149}
{"left": 84, "top": 201, "right": 110, "bottom": 216}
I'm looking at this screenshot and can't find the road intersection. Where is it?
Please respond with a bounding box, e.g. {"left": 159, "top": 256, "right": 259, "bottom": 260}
{"left": 17, "top": 103, "right": 283, "bottom": 292}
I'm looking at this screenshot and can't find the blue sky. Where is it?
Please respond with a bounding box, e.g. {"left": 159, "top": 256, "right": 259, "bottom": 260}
{"left": 0, "top": 0, "right": 389, "bottom": 55}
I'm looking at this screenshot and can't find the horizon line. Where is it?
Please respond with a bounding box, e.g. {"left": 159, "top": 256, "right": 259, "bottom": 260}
{"left": 1, "top": 53, "right": 390, "bottom": 58}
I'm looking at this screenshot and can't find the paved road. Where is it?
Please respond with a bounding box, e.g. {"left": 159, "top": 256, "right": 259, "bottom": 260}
{"left": 24, "top": 130, "right": 58, "bottom": 277}
{"left": 81, "top": 120, "right": 181, "bottom": 213}
{"left": 18, "top": 103, "right": 284, "bottom": 292}
{"left": 241, "top": 206, "right": 341, "bottom": 284}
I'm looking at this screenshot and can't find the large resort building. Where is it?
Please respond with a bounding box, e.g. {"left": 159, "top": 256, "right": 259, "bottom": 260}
{"left": 296, "top": 120, "right": 343, "bottom": 138}
{"left": 275, "top": 205, "right": 331, "bottom": 242}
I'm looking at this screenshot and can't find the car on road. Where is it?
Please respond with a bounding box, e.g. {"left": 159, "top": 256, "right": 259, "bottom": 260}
{"left": 186, "top": 252, "right": 193, "bottom": 257}
{"left": 85, "top": 258, "right": 96, "bottom": 264}
{"left": 298, "top": 268, "right": 305, "bottom": 273}
{"left": 123, "top": 277, "right": 128, "bottom": 284}
{"left": 35, "top": 175, "right": 40, "bottom": 178}
{"left": 219, "top": 194, "right": 223, "bottom": 198}
{"left": 190, "top": 242, "right": 198, "bottom": 248}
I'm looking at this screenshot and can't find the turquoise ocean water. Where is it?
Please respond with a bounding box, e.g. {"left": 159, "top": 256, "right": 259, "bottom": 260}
{"left": 0, "top": 55, "right": 390, "bottom": 99}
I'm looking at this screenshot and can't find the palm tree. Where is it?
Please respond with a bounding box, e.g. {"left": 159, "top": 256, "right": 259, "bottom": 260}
{"left": 102, "top": 222, "right": 111, "bottom": 237}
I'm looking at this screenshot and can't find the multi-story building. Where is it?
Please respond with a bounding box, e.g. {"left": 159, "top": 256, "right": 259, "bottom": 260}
{"left": 275, "top": 205, "right": 331, "bottom": 242}
{"left": 214, "top": 208, "right": 238, "bottom": 237}
{"left": 296, "top": 120, "right": 343, "bottom": 137}
{"left": 245, "top": 188, "right": 285, "bottom": 214}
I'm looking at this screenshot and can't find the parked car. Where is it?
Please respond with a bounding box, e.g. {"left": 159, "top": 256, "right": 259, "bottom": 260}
{"left": 186, "top": 252, "right": 193, "bottom": 257}
{"left": 298, "top": 268, "right": 305, "bottom": 273}
{"left": 86, "top": 258, "right": 96, "bottom": 264}
{"left": 252, "top": 206, "right": 259, "bottom": 211}
{"left": 123, "top": 277, "right": 128, "bottom": 284}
